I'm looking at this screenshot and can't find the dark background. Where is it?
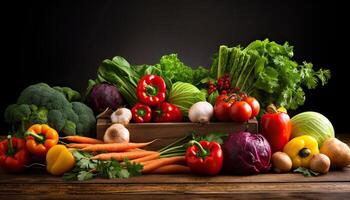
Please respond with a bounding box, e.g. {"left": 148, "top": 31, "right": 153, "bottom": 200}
{"left": 1, "top": 0, "right": 348, "bottom": 133}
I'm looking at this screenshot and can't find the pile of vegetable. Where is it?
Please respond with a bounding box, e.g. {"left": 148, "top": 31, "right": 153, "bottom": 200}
{"left": 2, "top": 38, "right": 350, "bottom": 181}
{"left": 208, "top": 39, "right": 331, "bottom": 111}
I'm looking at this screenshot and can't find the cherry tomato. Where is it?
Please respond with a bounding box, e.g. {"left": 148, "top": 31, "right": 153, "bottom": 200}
{"left": 243, "top": 96, "right": 260, "bottom": 118}
{"left": 229, "top": 101, "right": 252, "bottom": 122}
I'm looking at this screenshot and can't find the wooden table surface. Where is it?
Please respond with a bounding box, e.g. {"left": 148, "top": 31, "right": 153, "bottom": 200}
{"left": 1, "top": 134, "right": 350, "bottom": 200}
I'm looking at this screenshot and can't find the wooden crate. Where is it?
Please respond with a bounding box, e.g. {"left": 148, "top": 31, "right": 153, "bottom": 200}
{"left": 97, "top": 119, "right": 258, "bottom": 150}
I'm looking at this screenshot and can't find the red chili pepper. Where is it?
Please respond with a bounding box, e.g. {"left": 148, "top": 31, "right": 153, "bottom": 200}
{"left": 0, "top": 135, "right": 30, "bottom": 173}
{"left": 261, "top": 104, "right": 292, "bottom": 153}
{"left": 131, "top": 103, "right": 152, "bottom": 123}
{"left": 185, "top": 140, "right": 223, "bottom": 175}
{"left": 152, "top": 102, "right": 183, "bottom": 122}
{"left": 137, "top": 74, "right": 166, "bottom": 106}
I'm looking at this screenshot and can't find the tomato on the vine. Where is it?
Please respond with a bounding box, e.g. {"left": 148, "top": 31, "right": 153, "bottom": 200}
{"left": 243, "top": 96, "right": 260, "bottom": 118}
{"left": 229, "top": 101, "right": 252, "bottom": 122}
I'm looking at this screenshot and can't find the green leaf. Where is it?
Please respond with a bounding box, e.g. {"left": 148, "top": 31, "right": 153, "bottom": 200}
{"left": 192, "top": 133, "right": 228, "bottom": 144}
{"left": 77, "top": 171, "right": 94, "bottom": 181}
{"left": 293, "top": 167, "right": 320, "bottom": 177}
{"left": 117, "top": 169, "right": 130, "bottom": 178}
{"left": 124, "top": 158, "right": 143, "bottom": 177}
{"left": 72, "top": 150, "right": 85, "bottom": 160}
{"left": 62, "top": 172, "right": 77, "bottom": 181}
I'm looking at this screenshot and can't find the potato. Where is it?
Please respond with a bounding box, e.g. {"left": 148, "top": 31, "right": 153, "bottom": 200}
{"left": 272, "top": 152, "right": 292, "bottom": 173}
{"left": 310, "top": 154, "right": 330, "bottom": 174}
{"left": 320, "top": 138, "right": 350, "bottom": 168}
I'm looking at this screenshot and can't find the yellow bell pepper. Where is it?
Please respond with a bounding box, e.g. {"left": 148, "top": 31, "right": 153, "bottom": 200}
{"left": 283, "top": 135, "right": 319, "bottom": 168}
{"left": 46, "top": 145, "right": 75, "bottom": 175}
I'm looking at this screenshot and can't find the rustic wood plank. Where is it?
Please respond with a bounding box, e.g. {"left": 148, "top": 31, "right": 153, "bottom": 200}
{"left": 97, "top": 119, "right": 258, "bottom": 149}
{"left": 0, "top": 182, "right": 349, "bottom": 199}
{"left": 1, "top": 166, "right": 349, "bottom": 184}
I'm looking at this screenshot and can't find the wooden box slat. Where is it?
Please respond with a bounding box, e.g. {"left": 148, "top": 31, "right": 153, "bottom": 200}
{"left": 97, "top": 119, "right": 258, "bottom": 150}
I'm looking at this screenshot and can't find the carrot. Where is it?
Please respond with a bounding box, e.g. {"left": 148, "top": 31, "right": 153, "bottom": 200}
{"left": 66, "top": 143, "right": 92, "bottom": 149}
{"left": 62, "top": 136, "right": 104, "bottom": 144}
{"left": 81, "top": 140, "right": 155, "bottom": 152}
{"left": 130, "top": 152, "right": 160, "bottom": 163}
{"left": 141, "top": 156, "right": 185, "bottom": 173}
{"left": 90, "top": 150, "right": 157, "bottom": 161}
{"left": 125, "top": 148, "right": 146, "bottom": 152}
{"left": 148, "top": 164, "right": 191, "bottom": 174}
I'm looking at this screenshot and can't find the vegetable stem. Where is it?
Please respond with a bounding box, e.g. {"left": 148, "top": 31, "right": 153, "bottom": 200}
{"left": 25, "top": 131, "right": 44, "bottom": 143}
{"left": 7, "top": 135, "right": 14, "bottom": 156}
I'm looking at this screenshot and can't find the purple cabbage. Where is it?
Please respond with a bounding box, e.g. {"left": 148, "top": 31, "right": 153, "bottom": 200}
{"left": 88, "top": 83, "right": 124, "bottom": 114}
{"left": 222, "top": 131, "right": 271, "bottom": 175}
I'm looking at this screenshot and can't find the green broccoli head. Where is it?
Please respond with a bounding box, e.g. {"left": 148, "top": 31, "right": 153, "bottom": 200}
{"left": 5, "top": 83, "right": 96, "bottom": 137}
{"left": 17, "top": 83, "right": 71, "bottom": 111}
{"left": 71, "top": 102, "right": 96, "bottom": 136}
{"left": 53, "top": 86, "right": 81, "bottom": 102}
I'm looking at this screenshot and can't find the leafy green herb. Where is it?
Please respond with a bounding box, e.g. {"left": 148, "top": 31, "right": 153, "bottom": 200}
{"left": 77, "top": 171, "right": 94, "bottom": 181}
{"left": 63, "top": 151, "right": 143, "bottom": 181}
{"left": 293, "top": 167, "right": 320, "bottom": 177}
{"left": 192, "top": 133, "right": 228, "bottom": 144}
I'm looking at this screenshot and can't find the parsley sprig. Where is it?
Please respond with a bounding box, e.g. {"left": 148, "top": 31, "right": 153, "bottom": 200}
{"left": 63, "top": 151, "right": 143, "bottom": 181}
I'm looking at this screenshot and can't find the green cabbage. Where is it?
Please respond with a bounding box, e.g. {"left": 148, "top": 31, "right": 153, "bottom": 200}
{"left": 291, "top": 111, "right": 334, "bottom": 146}
{"left": 168, "top": 82, "right": 206, "bottom": 116}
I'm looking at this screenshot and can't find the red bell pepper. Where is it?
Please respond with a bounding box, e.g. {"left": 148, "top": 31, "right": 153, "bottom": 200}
{"left": 152, "top": 102, "right": 183, "bottom": 122}
{"left": 131, "top": 103, "right": 152, "bottom": 123}
{"left": 0, "top": 135, "right": 30, "bottom": 173}
{"left": 185, "top": 140, "right": 223, "bottom": 175}
{"left": 137, "top": 74, "right": 166, "bottom": 106}
{"left": 261, "top": 104, "right": 292, "bottom": 153}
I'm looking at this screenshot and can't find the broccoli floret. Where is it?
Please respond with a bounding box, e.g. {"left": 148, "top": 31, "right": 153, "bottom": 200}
{"left": 47, "top": 109, "right": 65, "bottom": 131}
{"left": 72, "top": 102, "right": 96, "bottom": 136}
{"left": 17, "top": 83, "right": 71, "bottom": 111}
{"left": 62, "top": 120, "right": 76, "bottom": 136}
{"left": 53, "top": 86, "right": 81, "bottom": 102}
{"left": 4, "top": 83, "right": 96, "bottom": 137}
{"left": 29, "top": 107, "right": 48, "bottom": 124}
{"left": 4, "top": 104, "right": 31, "bottom": 123}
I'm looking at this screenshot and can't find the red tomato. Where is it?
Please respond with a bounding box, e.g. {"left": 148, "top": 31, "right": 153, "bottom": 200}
{"left": 229, "top": 101, "right": 252, "bottom": 122}
{"left": 243, "top": 96, "right": 260, "bottom": 118}
{"left": 214, "top": 95, "right": 234, "bottom": 122}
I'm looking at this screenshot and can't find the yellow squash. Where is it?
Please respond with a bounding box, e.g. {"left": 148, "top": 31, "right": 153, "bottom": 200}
{"left": 283, "top": 135, "right": 319, "bottom": 168}
{"left": 46, "top": 145, "right": 75, "bottom": 175}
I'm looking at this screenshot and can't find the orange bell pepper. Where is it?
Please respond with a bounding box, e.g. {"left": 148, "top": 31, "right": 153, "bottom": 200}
{"left": 25, "top": 124, "right": 59, "bottom": 157}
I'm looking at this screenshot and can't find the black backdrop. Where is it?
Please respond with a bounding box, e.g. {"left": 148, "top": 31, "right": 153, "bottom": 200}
{"left": 1, "top": 0, "right": 348, "bottom": 134}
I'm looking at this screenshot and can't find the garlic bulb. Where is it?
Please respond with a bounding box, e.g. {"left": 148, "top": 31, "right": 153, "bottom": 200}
{"left": 104, "top": 123, "right": 130, "bottom": 143}
{"left": 188, "top": 101, "right": 213, "bottom": 123}
{"left": 110, "top": 108, "right": 132, "bottom": 125}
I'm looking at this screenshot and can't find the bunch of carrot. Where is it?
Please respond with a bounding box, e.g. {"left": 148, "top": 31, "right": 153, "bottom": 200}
{"left": 62, "top": 136, "right": 190, "bottom": 174}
